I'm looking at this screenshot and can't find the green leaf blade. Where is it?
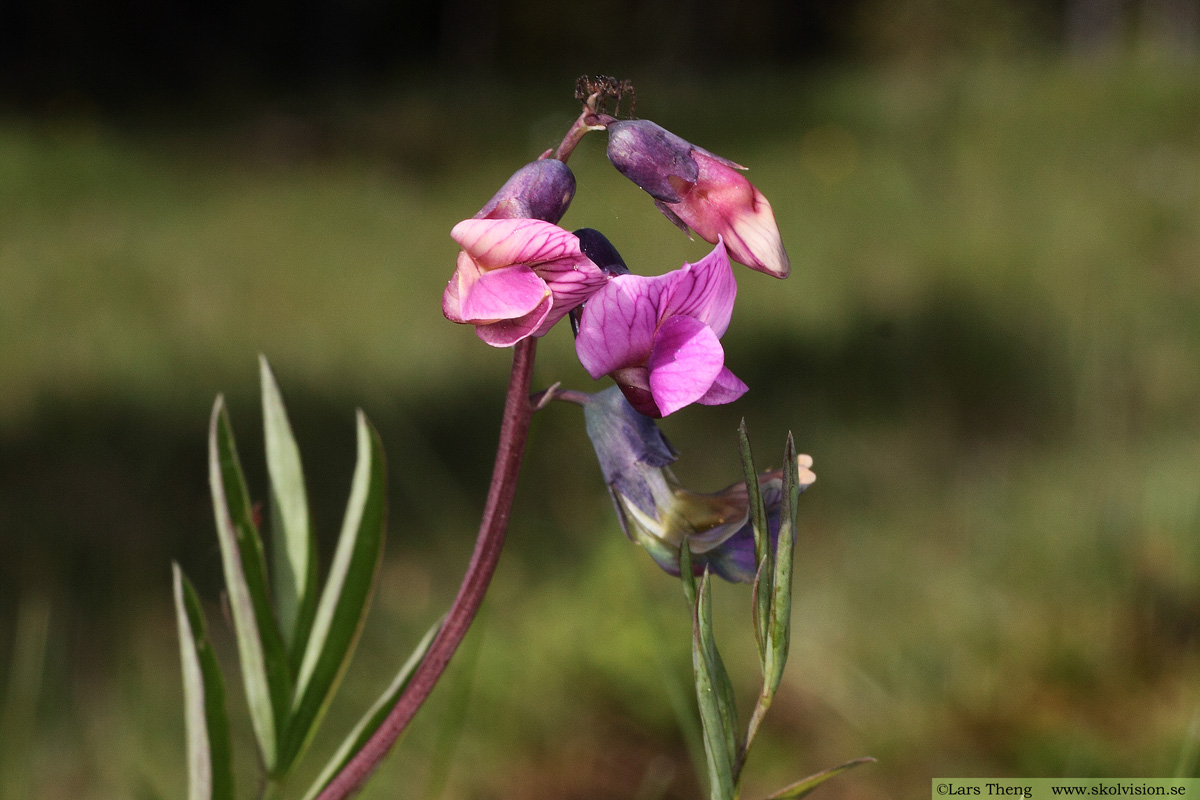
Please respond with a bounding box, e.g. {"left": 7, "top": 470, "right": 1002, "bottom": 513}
{"left": 283, "top": 410, "right": 388, "bottom": 770}
{"left": 173, "top": 564, "right": 234, "bottom": 800}
{"left": 766, "top": 434, "right": 800, "bottom": 696}
{"left": 738, "top": 420, "right": 771, "bottom": 667}
{"left": 209, "top": 397, "right": 293, "bottom": 772}
{"left": 764, "top": 756, "right": 877, "bottom": 799}
{"left": 697, "top": 570, "right": 741, "bottom": 787}
{"left": 300, "top": 618, "right": 441, "bottom": 800}
{"left": 260, "top": 355, "right": 316, "bottom": 660}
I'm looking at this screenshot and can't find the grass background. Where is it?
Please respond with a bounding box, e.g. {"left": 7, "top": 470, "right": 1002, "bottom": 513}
{"left": 2, "top": 57, "right": 1200, "bottom": 799}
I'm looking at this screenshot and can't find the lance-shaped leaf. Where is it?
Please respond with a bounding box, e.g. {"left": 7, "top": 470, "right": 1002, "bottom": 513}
{"left": 764, "top": 434, "right": 800, "bottom": 697}
{"left": 209, "top": 397, "right": 292, "bottom": 771}
{"left": 282, "top": 411, "right": 387, "bottom": 770}
{"left": 260, "top": 356, "right": 318, "bottom": 663}
{"left": 300, "top": 618, "right": 441, "bottom": 800}
{"left": 738, "top": 420, "right": 771, "bottom": 666}
{"left": 764, "top": 756, "right": 877, "bottom": 799}
{"left": 680, "top": 544, "right": 736, "bottom": 800}
{"left": 173, "top": 564, "right": 234, "bottom": 800}
{"left": 697, "top": 569, "right": 741, "bottom": 785}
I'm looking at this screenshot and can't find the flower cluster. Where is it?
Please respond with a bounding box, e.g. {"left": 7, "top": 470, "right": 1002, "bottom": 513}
{"left": 442, "top": 110, "right": 788, "bottom": 419}
{"left": 441, "top": 88, "right": 803, "bottom": 581}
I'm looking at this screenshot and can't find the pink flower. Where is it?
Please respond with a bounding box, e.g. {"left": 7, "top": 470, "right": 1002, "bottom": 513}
{"left": 606, "top": 119, "right": 790, "bottom": 279}
{"left": 443, "top": 218, "right": 608, "bottom": 347}
{"left": 574, "top": 238, "right": 747, "bottom": 417}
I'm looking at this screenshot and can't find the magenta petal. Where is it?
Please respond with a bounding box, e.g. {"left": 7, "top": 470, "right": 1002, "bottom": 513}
{"left": 459, "top": 264, "right": 549, "bottom": 323}
{"left": 646, "top": 315, "right": 725, "bottom": 417}
{"left": 531, "top": 256, "right": 610, "bottom": 336}
{"left": 451, "top": 218, "right": 581, "bottom": 270}
{"left": 475, "top": 294, "right": 553, "bottom": 347}
{"left": 696, "top": 366, "right": 748, "bottom": 406}
{"left": 660, "top": 239, "right": 737, "bottom": 338}
{"left": 575, "top": 273, "right": 670, "bottom": 379}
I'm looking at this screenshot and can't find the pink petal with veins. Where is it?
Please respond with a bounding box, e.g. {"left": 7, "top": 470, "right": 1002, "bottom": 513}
{"left": 658, "top": 238, "right": 736, "bottom": 337}
{"left": 575, "top": 272, "right": 671, "bottom": 379}
{"left": 451, "top": 218, "right": 582, "bottom": 270}
{"left": 646, "top": 315, "right": 725, "bottom": 417}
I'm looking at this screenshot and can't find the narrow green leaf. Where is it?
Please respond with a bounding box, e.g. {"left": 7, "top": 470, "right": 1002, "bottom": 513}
{"left": 690, "top": 571, "right": 736, "bottom": 800}
{"left": 209, "top": 397, "right": 292, "bottom": 772}
{"left": 260, "top": 355, "right": 317, "bottom": 661}
{"left": 679, "top": 538, "right": 697, "bottom": 610}
{"left": 283, "top": 411, "right": 387, "bottom": 770}
{"left": 765, "top": 434, "right": 800, "bottom": 697}
{"left": 764, "top": 756, "right": 876, "bottom": 799}
{"left": 697, "top": 570, "right": 741, "bottom": 784}
{"left": 300, "top": 619, "right": 441, "bottom": 800}
{"left": 738, "top": 420, "right": 771, "bottom": 667}
{"left": 173, "top": 564, "right": 235, "bottom": 800}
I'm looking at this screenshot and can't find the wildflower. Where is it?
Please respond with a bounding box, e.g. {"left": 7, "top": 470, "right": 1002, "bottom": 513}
{"left": 574, "top": 238, "right": 746, "bottom": 417}
{"left": 606, "top": 119, "right": 789, "bottom": 278}
{"left": 582, "top": 387, "right": 815, "bottom": 582}
{"left": 474, "top": 159, "right": 576, "bottom": 224}
{"left": 443, "top": 218, "right": 608, "bottom": 346}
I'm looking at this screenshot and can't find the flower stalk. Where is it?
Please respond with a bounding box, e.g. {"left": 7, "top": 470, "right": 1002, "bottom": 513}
{"left": 314, "top": 337, "right": 538, "bottom": 800}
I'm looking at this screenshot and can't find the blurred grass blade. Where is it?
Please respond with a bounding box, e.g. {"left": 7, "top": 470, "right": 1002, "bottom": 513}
{"left": 173, "top": 564, "right": 234, "bottom": 800}
{"left": 260, "top": 355, "right": 317, "bottom": 662}
{"left": 301, "top": 618, "right": 441, "bottom": 800}
{"left": 209, "top": 397, "right": 292, "bottom": 772}
{"left": 685, "top": 557, "right": 735, "bottom": 800}
{"left": 284, "top": 410, "right": 387, "bottom": 770}
{"left": 764, "top": 756, "right": 876, "bottom": 799}
{"left": 738, "top": 420, "right": 771, "bottom": 667}
{"left": 765, "top": 434, "right": 800, "bottom": 696}
{"left": 697, "top": 570, "right": 741, "bottom": 786}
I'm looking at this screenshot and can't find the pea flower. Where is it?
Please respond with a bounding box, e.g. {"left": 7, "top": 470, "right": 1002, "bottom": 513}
{"left": 443, "top": 218, "right": 608, "bottom": 347}
{"left": 574, "top": 238, "right": 746, "bottom": 418}
{"left": 606, "top": 119, "right": 790, "bottom": 279}
{"left": 581, "top": 387, "right": 815, "bottom": 582}
{"left": 474, "top": 159, "right": 576, "bottom": 224}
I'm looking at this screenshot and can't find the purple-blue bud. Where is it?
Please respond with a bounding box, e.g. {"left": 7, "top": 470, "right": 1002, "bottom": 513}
{"left": 475, "top": 159, "right": 577, "bottom": 224}
{"left": 605, "top": 120, "right": 698, "bottom": 204}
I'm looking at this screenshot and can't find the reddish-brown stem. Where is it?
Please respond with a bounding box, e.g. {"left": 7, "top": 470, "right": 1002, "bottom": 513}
{"left": 315, "top": 337, "right": 538, "bottom": 800}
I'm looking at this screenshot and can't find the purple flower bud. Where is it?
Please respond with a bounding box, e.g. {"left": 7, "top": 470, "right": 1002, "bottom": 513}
{"left": 606, "top": 119, "right": 790, "bottom": 279}
{"left": 475, "top": 159, "right": 577, "bottom": 224}
{"left": 581, "top": 387, "right": 816, "bottom": 582}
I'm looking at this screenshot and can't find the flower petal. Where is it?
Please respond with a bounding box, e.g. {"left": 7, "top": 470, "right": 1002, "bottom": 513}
{"left": 659, "top": 239, "right": 737, "bottom": 338}
{"left": 695, "top": 366, "right": 748, "bottom": 406}
{"left": 646, "top": 315, "right": 725, "bottom": 417}
{"left": 670, "top": 153, "right": 790, "bottom": 279}
{"left": 451, "top": 218, "right": 582, "bottom": 270}
{"left": 441, "top": 250, "right": 480, "bottom": 324}
{"left": 459, "top": 263, "right": 549, "bottom": 323}
{"left": 474, "top": 294, "right": 553, "bottom": 347}
{"left": 531, "top": 256, "right": 610, "bottom": 337}
{"left": 575, "top": 272, "right": 671, "bottom": 379}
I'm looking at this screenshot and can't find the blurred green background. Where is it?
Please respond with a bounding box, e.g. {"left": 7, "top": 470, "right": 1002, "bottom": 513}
{"left": 4, "top": 2, "right": 1200, "bottom": 798}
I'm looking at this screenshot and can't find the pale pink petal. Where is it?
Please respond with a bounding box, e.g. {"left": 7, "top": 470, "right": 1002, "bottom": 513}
{"left": 442, "top": 250, "right": 482, "bottom": 323}
{"left": 695, "top": 366, "right": 748, "bottom": 406}
{"left": 450, "top": 218, "right": 581, "bottom": 270}
{"left": 474, "top": 294, "right": 553, "bottom": 347}
{"left": 646, "top": 315, "right": 724, "bottom": 417}
{"left": 659, "top": 239, "right": 737, "bottom": 337}
{"left": 671, "top": 153, "right": 790, "bottom": 279}
{"left": 459, "top": 264, "right": 549, "bottom": 323}
{"left": 575, "top": 272, "right": 672, "bottom": 379}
